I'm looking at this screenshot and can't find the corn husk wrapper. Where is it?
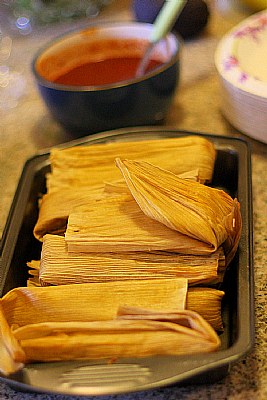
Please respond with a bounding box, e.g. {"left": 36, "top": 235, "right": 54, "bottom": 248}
{"left": 39, "top": 234, "right": 225, "bottom": 286}
{"left": 47, "top": 136, "right": 216, "bottom": 192}
{"left": 0, "top": 305, "right": 25, "bottom": 375}
{"left": 1, "top": 279, "right": 187, "bottom": 328}
{"left": 33, "top": 171, "right": 199, "bottom": 242}
{"left": 115, "top": 158, "right": 242, "bottom": 264}
{"left": 11, "top": 307, "right": 220, "bottom": 363}
{"left": 186, "top": 287, "right": 225, "bottom": 331}
{"left": 65, "top": 195, "right": 218, "bottom": 255}
{"left": 34, "top": 185, "right": 107, "bottom": 241}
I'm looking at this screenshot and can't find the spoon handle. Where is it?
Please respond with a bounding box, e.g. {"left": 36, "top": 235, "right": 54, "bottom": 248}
{"left": 150, "top": 0, "right": 186, "bottom": 44}
{"left": 136, "top": 0, "right": 186, "bottom": 77}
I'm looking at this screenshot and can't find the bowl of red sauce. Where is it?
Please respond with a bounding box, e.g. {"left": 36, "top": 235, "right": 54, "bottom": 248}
{"left": 32, "top": 22, "right": 181, "bottom": 136}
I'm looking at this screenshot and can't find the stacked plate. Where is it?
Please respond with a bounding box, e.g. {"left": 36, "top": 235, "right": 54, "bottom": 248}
{"left": 215, "top": 10, "right": 267, "bottom": 144}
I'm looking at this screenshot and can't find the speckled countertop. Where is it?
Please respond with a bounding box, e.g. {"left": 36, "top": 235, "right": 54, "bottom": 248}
{"left": 0, "top": 0, "right": 266, "bottom": 399}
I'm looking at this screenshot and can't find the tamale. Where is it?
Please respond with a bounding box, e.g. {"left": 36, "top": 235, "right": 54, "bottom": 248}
{"left": 115, "top": 158, "right": 242, "bottom": 263}
{"left": 33, "top": 185, "right": 107, "bottom": 241}
{"left": 34, "top": 171, "right": 199, "bottom": 241}
{"left": 47, "top": 136, "right": 216, "bottom": 192}
{"left": 11, "top": 307, "right": 220, "bottom": 363}
{"left": 186, "top": 287, "right": 225, "bottom": 331}
{"left": 65, "top": 195, "right": 218, "bottom": 254}
{"left": 39, "top": 234, "right": 225, "bottom": 286}
{"left": 1, "top": 279, "right": 187, "bottom": 328}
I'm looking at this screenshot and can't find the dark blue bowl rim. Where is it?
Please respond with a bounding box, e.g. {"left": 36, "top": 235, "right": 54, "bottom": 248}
{"left": 32, "top": 21, "right": 181, "bottom": 92}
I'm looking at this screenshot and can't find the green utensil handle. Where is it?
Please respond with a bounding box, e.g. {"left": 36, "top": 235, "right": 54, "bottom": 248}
{"left": 150, "top": 0, "right": 186, "bottom": 43}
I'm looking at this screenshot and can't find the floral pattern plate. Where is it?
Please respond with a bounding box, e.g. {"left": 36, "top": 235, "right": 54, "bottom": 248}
{"left": 214, "top": 10, "right": 267, "bottom": 143}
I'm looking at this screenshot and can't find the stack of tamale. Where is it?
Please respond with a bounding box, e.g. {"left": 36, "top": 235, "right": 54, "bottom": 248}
{"left": 0, "top": 136, "right": 242, "bottom": 376}
{"left": 0, "top": 279, "right": 221, "bottom": 375}
{"left": 34, "top": 136, "right": 215, "bottom": 239}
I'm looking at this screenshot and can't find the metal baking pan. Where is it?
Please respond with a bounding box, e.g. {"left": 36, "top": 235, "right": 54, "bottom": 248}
{"left": 0, "top": 128, "right": 254, "bottom": 396}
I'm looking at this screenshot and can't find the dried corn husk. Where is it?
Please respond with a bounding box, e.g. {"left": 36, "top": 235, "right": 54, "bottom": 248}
{"left": 33, "top": 171, "right": 199, "bottom": 242}
{"left": 186, "top": 287, "right": 225, "bottom": 331}
{"left": 115, "top": 158, "right": 242, "bottom": 263}
{"left": 65, "top": 195, "right": 218, "bottom": 254}
{"left": 11, "top": 307, "right": 220, "bottom": 363}
{"left": 47, "top": 136, "right": 216, "bottom": 192}
{"left": 0, "top": 305, "right": 25, "bottom": 375}
{"left": 39, "top": 234, "right": 225, "bottom": 286}
{"left": 1, "top": 279, "right": 187, "bottom": 328}
{"left": 118, "top": 306, "right": 221, "bottom": 345}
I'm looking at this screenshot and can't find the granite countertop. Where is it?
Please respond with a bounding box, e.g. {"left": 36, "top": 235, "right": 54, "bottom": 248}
{"left": 0, "top": 0, "right": 266, "bottom": 399}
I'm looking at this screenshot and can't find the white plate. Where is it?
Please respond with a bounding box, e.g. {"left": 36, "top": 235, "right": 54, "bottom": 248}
{"left": 215, "top": 10, "right": 267, "bottom": 143}
{"left": 215, "top": 10, "right": 267, "bottom": 97}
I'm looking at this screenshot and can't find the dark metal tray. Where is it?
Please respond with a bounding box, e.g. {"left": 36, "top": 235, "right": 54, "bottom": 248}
{"left": 0, "top": 128, "right": 254, "bottom": 396}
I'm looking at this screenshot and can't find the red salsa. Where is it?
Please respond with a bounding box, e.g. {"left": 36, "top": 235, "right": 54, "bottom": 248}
{"left": 54, "top": 57, "right": 163, "bottom": 86}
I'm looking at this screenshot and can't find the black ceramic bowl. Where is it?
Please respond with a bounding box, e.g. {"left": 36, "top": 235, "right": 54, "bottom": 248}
{"left": 32, "top": 22, "right": 181, "bottom": 137}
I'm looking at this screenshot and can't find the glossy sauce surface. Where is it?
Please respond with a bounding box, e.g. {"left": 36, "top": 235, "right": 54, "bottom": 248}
{"left": 54, "top": 57, "right": 163, "bottom": 86}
